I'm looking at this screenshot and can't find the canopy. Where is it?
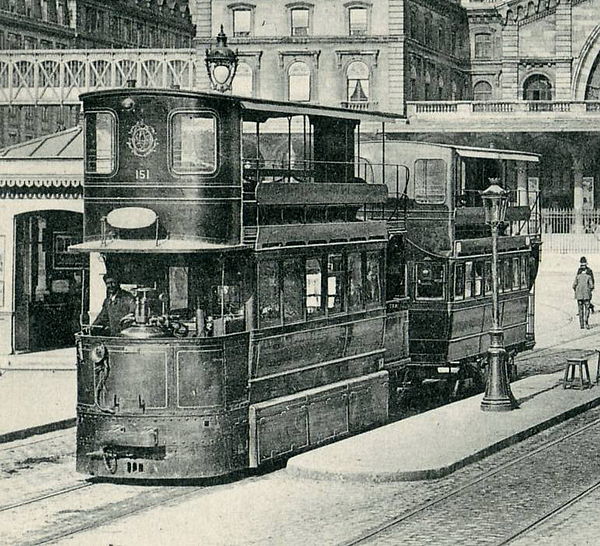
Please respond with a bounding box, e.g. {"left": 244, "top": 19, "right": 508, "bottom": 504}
{"left": 454, "top": 145, "right": 539, "bottom": 163}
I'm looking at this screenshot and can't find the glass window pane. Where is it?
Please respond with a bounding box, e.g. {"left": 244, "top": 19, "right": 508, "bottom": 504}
{"left": 233, "top": 9, "right": 251, "bottom": 36}
{"left": 171, "top": 112, "right": 217, "bottom": 174}
{"left": 521, "top": 256, "right": 528, "bottom": 288}
{"left": 306, "top": 257, "right": 323, "bottom": 318}
{"left": 289, "top": 62, "right": 311, "bottom": 102}
{"left": 258, "top": 261, "right": 280, "bottom": 327}
{"left": 365, "top": 251, "right": 382, "bottom": 306}
{"left": 416, "top": 262, "right": 444, "bottom": 299}
{"left": 455, "top": 263, "right": 465, "bottom": 300}
{"left": 512, "top": 257, "right": 520, "bottom": 289}
{"left": 484, "top": 261, "right": 492, "bottom": 294}
{"left": 291, "top": 8, "right": 309, "bottom": 35}
{"left": 328, "top": 254, "right": 345, "bottom": 314}
{"left": 474, "top": 262, "right": 483, "bottom": 296}
{"left": 283, "top": 258, "right": 303, "bottom": 323}
{"left": 503, "top": 259, "right": 512, "bottom": 292}
{"left": 414, "top": 159, "right": 446, "bottom": 204}
{"left": 465, "top": 261, "right": 473, "bottom": 298}
{"left": 349, "top": 7, "right": 367, "bottom": 35}
{"left": 85, "top": 111, "right": 115, "bottom": 174}
{"left": 232, "top": 62, "right": 253, "bottom": 96}
{"left": 348, "top": 253, "right": 363, "bottom": 311}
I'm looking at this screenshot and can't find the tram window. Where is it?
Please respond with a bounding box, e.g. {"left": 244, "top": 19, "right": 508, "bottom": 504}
{"left": 85, "top": 111, "right": 115, "bottom": 174}
{"left": 348, "top": 252, "right": 363, "bottom": 311}
{"left": 283, "top": 258, "right": 303, "bottom": 323}
{"left": 503, "top": 259, "right": 512, "bottom": 292}
{"left": 414, "top": 159, "right": 446, "bottom": 204}
{"left": 171, "top": 111, "right": 217, "bottom": 174}
{"left": 416, "top": 262, "right": 444, "bottom": 300}
{"left": 454, "top": 263, "right": 465, "bottom": 300}
{"left": 512, "top": 257, "right": 520, "bottom": 290}
{"left": 474, "top": 262, "right": 484, "bottom": 297}
{"left": 464, "top": 261, "right": 473, "bottom": 298}
{"left": 328, "top": 254, "right": 345, "bottom": 314}
{"left": 521, "top": 255, "right": 528, "bottom": 288}
{"left": 306, "top": 258, "right": 323, "bottom": 318}
{"left": 484, "top": 261, "right": 492, "bottom": 294}
{"left": 365, "top": 252, "right": 382, "bottom": 307}
{"left": 258, "top": 261, "right": 281, "bottom": 327}
{"left": 169, "top": 267, "right": 189, "bottom": 312}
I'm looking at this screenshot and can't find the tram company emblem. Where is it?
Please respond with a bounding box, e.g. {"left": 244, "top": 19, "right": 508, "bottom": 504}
{"left": 127, "top": 120, "right": 158, "bottom": 157}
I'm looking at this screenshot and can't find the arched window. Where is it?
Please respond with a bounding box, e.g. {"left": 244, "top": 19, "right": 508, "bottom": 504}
{"left": 474, "top": 33, "right": 492, "bottom": 59}
{"left": 473, "top": 81, "right": 492, "bottom": 101}
{"left": 232, "top": 62, "right": 253, "bottom": 96}
{"left": 346, "top": 61, "right": 369, "bottom": 103}
{"left": 288, "top": 61, "right": 310, "bottom": 102}
{"left": 523, "top": 74, "right": 552, "bottom": 101}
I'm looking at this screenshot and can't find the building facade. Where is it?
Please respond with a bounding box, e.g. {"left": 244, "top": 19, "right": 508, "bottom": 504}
{"left": 192, "top": 0, "right": 471, "bottom": 113}
{"left": 0, "top": 0, "right": 195, "bottom": 147}
{"left": 0, "top": 0, "right": 194, "bottom": 50}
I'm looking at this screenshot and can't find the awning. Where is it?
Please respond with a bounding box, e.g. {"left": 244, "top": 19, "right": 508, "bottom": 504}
{"left": 240, "top": 100, "right": 401, "bottom": 123}
{"left": 455, "top": 146, "right": 539, "bottom": 162}
{"left": 70, "top": 239, "right": 249, "bottom": 253}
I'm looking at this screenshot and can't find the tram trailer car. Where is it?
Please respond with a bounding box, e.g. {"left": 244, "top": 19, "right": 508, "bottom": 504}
{"left": 73, "top": 88, "right": 405, "bottom": 480}
{"left": 361, "top": 140, "right": 541, "bottom": 393}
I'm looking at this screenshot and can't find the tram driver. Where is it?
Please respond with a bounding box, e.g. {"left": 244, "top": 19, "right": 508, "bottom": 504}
{"left": 91, "top": 274, "right": 136, "bottom": 336}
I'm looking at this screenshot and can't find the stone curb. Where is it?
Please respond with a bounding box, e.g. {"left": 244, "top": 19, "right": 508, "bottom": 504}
{"left": 285, "top": 389, "right": 600, "bottom": 483}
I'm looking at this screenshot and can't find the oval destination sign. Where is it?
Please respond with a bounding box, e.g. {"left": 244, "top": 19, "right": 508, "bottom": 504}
{"left": 106, "top": 207, "right": 157, "bottom": 229}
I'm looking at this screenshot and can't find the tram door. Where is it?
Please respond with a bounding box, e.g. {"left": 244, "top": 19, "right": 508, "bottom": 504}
{"left": 14, "top": 211, "right": 85, "bottom": 352}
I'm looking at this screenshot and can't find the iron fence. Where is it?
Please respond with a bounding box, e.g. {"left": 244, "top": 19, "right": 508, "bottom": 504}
{"left": 541, "top": 208, "right": 600, "bottom": 252}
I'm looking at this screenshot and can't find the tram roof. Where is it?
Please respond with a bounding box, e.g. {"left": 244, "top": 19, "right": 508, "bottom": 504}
{"left": 70, "top": 239, "right": 248, "bottom": 253}
{"left": 79, "top": 88, "right": 403, "bottom": 123}
{"left": 367, "top": 139, "right": 540, "bottom": 162}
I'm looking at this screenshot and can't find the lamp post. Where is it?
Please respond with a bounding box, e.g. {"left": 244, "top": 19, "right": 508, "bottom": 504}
{"left": 480, "top": 181, "right": 519, "bottom": 412}
{"left": 205, "top": 25, "right": 238, "bottom": 93}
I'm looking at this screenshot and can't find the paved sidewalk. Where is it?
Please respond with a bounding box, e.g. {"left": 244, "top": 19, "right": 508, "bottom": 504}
{"left": 0, "top": 348, "right": 76, "bottom": 442}
{"left": 287, "top": 350, "right": 600, "bottom": 482}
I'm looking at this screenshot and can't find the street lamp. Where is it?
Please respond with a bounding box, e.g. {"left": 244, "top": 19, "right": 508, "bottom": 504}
{"left": 480, "top": 180, "right": 519, "bottom": 412}
{"left": 205, "top": 25, "right": 238, "bottom": 93}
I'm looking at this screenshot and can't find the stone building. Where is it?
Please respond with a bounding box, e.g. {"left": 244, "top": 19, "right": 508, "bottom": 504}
{"left": 193, "top": 0, "right": 471, "bottom": 113}
{"left": 0, "top": 0, "right": 194, "bottom": 50}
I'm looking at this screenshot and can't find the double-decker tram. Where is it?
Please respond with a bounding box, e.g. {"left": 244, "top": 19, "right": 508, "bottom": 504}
{"left": 360, "top": 140, "right": 541, "bottom": 395}
{"left": 73, "top": 86, "right": 541, "bottom": 480}
{"left": 73, "top": 87, "right": 404, "bottom": 479}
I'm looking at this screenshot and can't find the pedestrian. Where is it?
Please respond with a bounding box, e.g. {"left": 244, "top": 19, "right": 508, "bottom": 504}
{"left": 579, "top": 257, "right": 595, "bottom": 313}
{"left": 573, "top": 265, "right": 594, "bottom": 329}
{"left": 92, "top": 274, "right": 136, "bottom": 336}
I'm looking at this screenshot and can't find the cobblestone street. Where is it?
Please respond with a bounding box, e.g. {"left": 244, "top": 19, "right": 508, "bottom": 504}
{"left": 2, "top": 254, "right": 600, "bottom": 545}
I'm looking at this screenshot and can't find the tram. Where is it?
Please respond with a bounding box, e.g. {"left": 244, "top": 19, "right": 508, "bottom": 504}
{"left": 72, "top": 87, "right": 540, "bottom": 480}
{"left": 360, "top": 139, "right": 541, "bottom": 393}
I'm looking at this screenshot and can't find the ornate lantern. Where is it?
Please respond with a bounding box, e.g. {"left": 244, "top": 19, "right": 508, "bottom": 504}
{"left": 205, "top": 26, "right": 238, "bottom": 93}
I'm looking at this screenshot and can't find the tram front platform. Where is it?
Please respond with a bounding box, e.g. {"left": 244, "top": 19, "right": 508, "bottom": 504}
{"left": 0, "top": 348, "right": 76, "bottom": 443}
{"left": 287, "top": 357, "right": 600, "bottom": 482}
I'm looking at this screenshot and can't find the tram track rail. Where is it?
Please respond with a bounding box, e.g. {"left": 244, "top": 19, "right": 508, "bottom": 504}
{"left": 340, "top": 413, "right": 600, "bottom": 546}
{"left": 0, "top": 481, "right": 93, "bottom": 514}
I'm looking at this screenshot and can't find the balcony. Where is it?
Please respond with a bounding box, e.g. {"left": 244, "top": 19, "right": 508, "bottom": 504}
{"left": 340, "top": 101, "right": 379, "bottom": 111}
{"left": 403, "top": 100, "right": 600, "bottom": 133}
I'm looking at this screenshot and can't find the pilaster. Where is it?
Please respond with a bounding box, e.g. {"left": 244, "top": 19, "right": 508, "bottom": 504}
{"left": 388, "top": 0, "right": 405, "bottom": 113}
{"left": 501, "top": 21, "right": 519, "bottom": 100}
{"left": 554, "top": 0, "right": 573, "bottom": 100}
